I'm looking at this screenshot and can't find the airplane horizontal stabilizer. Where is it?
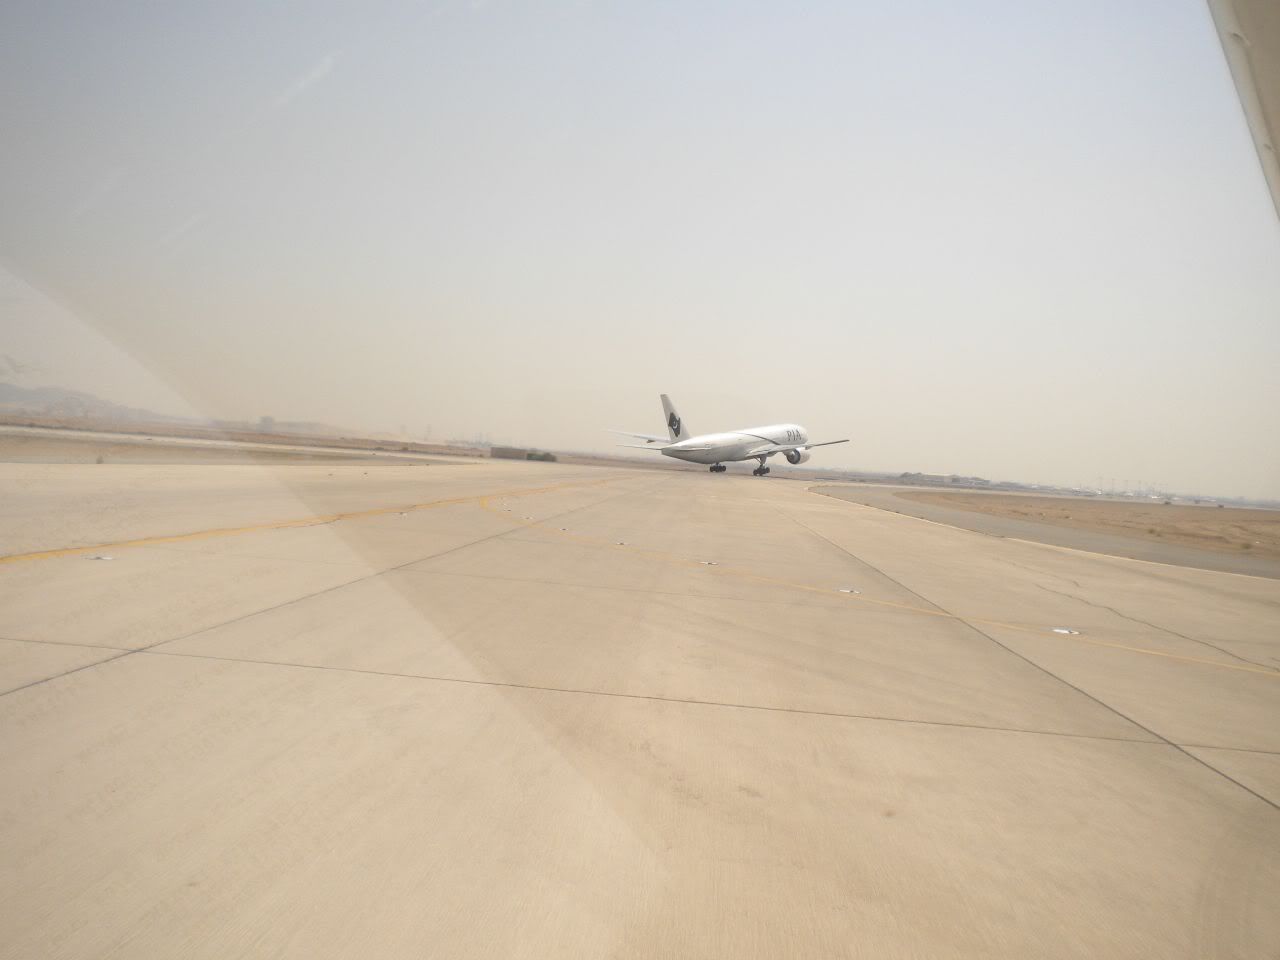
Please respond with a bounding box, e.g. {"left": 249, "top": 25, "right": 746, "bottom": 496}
{"left": 607, "top": 429, "right": 669, "bottom": 444}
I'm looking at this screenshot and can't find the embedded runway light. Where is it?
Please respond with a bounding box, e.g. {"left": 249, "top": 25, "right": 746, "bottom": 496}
{"left": 699, "top": 560, "right": 718, "bottom": 565}
{"left": 839, "top": 587, "right": 860, "bottom": 594}
{"left": 87, "top": 555, "right": 113, "bottom": 561}
{"left": 1052, "top": 628, "right": 1081, "bottom": 635}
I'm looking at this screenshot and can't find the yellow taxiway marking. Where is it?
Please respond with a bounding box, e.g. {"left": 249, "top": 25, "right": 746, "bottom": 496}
{"left": 0, "top": 477, "right": 614, "bottom": 567}
{"left": 3, "top": 474, "right": 1269, "bottom": 680}
{"left": 478, "top": 496, "right": 1280, "bottom": 680}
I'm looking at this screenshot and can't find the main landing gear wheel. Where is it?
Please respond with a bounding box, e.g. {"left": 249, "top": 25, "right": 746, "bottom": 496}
{"left": 709, "top": 464, "right": 726, "bottom": 473}
{"left": 752, "top": 466, "right": 770, "bottom": 476}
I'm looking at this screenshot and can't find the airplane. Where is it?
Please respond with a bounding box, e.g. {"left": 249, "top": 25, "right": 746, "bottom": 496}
{"left": 612, "top": 394, "right": 849, "bottom": 475}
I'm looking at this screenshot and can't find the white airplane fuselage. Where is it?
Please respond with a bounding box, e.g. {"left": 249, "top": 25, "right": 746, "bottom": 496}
{"left": 613, "top": 395, "right": 846, "bottom": 474}
{"left": 663, "top": 424, "right": 809, "bottom": 465}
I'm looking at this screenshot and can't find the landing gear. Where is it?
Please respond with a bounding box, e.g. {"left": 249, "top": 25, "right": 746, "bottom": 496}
{"left": 752, "top": 459, "right": 771, "bottom": 476}
{"left": 709, "top": 464, "right": 727, "bottom": 473}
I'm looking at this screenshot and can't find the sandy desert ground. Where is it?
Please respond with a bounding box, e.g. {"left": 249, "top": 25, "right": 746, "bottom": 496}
{"left": 1, "top": 436, "right": 1277, "bottom": 958}
{"left": 816, "top": 484, "right": 1280, "bottom": 580}
{"left": 901, "top": 490, "right": 1280, "bottom": 561}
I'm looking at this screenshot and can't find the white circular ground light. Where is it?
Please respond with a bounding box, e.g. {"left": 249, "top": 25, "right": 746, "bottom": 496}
{"left": 838, "top": 588, "right": 861, "bottom": 594}
{"left": 1052, "top": 627, "right": 1081, "bottom": 635}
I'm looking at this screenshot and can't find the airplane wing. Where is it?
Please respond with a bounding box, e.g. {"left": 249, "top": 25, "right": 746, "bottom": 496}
{"left": 608, "top": 429, "right": 669, "bottom": 444}
{"left": 742, "top": 439, "right": 850, "bottom": 456}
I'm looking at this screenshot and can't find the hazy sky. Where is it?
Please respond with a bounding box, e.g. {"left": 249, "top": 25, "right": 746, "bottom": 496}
{"left": 2, "top": 1, "right": 1278, "bottom": 497}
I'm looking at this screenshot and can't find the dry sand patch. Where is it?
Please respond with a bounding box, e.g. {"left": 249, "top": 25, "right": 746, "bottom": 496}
{"left": 898, "top": 491, "right": 1280, "bottom": 561}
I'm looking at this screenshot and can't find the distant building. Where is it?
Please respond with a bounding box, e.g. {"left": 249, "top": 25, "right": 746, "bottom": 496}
{"left": 491, "top": 446, "right": 529, "bottom": 460}
{"left": 898, "top": 472, "right": 990, "bottom": 488}
{"left": 491, "top": 446, "right": 556, "bottom": 462}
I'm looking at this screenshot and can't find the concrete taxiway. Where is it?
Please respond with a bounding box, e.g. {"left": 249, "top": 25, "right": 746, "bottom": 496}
{"left": 1, "top": 458, "right": 1277, "bottom": 958}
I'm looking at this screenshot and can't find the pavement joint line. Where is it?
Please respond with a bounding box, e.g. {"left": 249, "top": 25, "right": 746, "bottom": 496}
{"left": 784, "top": 512, "right": 1280, "bottom": 813}
{"left": 1034, "top": 583, "right": 1272, "bottom": 670}
{"left": 0, "top": 635, "right": 133, "bottom": 652}
{"left": 389, "top": 566, "right": 854, "bottom": 608}
{"left": 140, "top": 647, "right": 1169, "bottom": 747}
{"left": 753, "top": 514, "right": 1280, "bottom": 676}
{"left": 478, "top": 490, "right": 1280, "bottom": 679}
{"left": 144, "top": 482, "right": 650, "bottom": 655}
{"left": 808, "top": 488, "right": 960, "bottom": 533}
{"left": 0, "top": 476, "right": 616, "bottom": 566}
{"left": 10, "top": 474, "right": 1276, "bottom": 749}
{"left": 1043, "top": 635, "right": 1279, "bottom": 676}
{"left": 1179, "top": 743, "right": 1280, "bottom": 757}
{"left": 0, "top": 478, "right": 643, "bottom": 701}
{"left": 0, "top": 650, "right": 133, "bottom": 700}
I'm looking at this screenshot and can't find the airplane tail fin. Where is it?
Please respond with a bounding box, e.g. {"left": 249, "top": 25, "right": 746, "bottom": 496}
{"left": 660, "top": 394, "right": 688, "bottom": 441}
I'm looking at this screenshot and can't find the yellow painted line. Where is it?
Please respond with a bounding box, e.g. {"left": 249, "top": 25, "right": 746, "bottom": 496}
{"left": 1062, "top": 636, "right": 1279, "bottom": 675}
{"left": 32, "top": 471, "right": 1254, "bottom": 678}
{"left": 478, "top": 498, "right": 1280, "bottom": 680}
{"left": 0, "top": 477, "right": 614, "bottom": 566}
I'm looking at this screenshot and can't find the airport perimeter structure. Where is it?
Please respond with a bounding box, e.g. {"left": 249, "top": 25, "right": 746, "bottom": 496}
{"left": 1, "top": 452, "right": 1277, "bottom": 957}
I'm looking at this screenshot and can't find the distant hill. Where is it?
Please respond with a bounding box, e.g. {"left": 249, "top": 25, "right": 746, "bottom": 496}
{"left": 0, "top": 382, "right": 189, "bottom": 423}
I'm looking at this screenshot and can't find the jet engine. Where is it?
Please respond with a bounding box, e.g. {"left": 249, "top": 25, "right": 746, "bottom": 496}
{"left": 785, "top": 448, "right": 811, "bottom": 465}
